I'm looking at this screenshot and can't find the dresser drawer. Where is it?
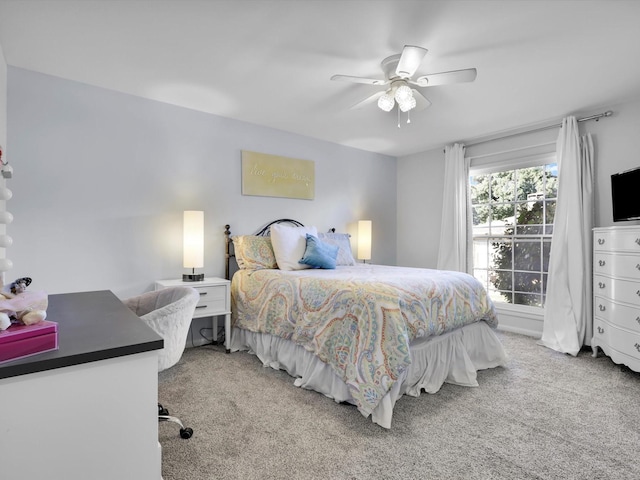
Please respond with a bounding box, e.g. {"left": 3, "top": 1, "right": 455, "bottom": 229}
{"left": 193, "top": 285, "right": 229, "bottom": 317}
{"left": 594, "top": 252, "right": 640, "bottom": 280}
{"left": 594, "top": 296, "right": 640, "bottom": 333}
{"left": 594, "top": 274, "right": 640, "bottom": 307}
{"left": 594, "top": 318, "right": 640, "bottom": 359}
{"left": 594, "top": 229, "right": 640, "bottom": 252}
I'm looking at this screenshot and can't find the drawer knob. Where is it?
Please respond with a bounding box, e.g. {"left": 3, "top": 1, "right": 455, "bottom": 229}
{"left": 636, "top": 316, "right": 640, "bottom": 325}
{"left": 598, "top": 238, "right": 605, "bottom": 245}
{"left": 636, "top": 238, "right": 640, "bottom": 246}
{"left": 597, "top": 326, "right": 604, "bottom": 334}
{"left": 599, "top": 260, "right": 606, "bottom": 267}
{"left": 195, "top": 305, "right": 207, "bottom": 309}
{"left": 637, "top": 290, "right": 640, "bottom": 297}
{"left": 636, "top": 264, "right": 640, "bottom": 271}
{"left": 635, "top": 343, "right": 640, "bottom": 353}
{"left": 199, "top": 292, "right": 208, "bottom": 296}
{"left": 599, "top": 304, "right": 606, "bottom": 312}
{"left": 598, "top": 282, "right": 605, "bottom": 289}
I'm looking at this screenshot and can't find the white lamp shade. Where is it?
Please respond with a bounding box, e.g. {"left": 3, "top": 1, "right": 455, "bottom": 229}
{"left": 357, "top": 220, "right": 372, "bottom": 261}
{"left": 183, "top": 211, "right": 204, "bottom": 269}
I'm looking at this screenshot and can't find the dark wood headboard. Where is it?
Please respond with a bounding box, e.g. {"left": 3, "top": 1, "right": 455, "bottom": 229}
{"left": 224, "top": 219, "right": 307, "bottom": 280}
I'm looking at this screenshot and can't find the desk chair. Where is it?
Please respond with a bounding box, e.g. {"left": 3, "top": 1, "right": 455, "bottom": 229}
{"left": 124, "top": 286, "right": 199, "bottom": 439}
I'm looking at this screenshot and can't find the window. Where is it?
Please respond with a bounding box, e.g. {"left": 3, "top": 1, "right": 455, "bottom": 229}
{"left": 470, "top": 159, "right": 557, "bottom": 308}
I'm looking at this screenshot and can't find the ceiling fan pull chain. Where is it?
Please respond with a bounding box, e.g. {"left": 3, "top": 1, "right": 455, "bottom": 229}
{"left": 397, "top": 107, "right": 401, "bottom": 128}
{"left": 407, "top": 110, "right": 411, "bottom": 124}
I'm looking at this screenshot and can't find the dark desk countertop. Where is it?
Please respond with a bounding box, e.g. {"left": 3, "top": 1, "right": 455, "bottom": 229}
{"left": 0, "top": 290, "right": 163, "bottom": 380}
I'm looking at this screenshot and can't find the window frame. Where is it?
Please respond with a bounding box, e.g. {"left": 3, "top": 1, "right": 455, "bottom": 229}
{"left": 469, "top": 152, "right": 557, "bottom": 311}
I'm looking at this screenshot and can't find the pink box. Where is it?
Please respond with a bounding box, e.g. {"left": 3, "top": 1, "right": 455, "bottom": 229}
{"left": 0, "top": 320, "right": 58, "bottom": 364}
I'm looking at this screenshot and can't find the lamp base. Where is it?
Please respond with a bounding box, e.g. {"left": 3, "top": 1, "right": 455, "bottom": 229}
{"left": 182, "top": 273, "right": 204, "bottom": 282}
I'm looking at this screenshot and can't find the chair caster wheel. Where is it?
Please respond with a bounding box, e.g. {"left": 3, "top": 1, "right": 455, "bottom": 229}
{"left": 180, "top": 427, "right": 193, "bottom": 439}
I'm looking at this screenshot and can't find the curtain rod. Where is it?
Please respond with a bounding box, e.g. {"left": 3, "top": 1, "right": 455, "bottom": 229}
{"left": 462, "top": 110, "right": 613, "bottom": 148}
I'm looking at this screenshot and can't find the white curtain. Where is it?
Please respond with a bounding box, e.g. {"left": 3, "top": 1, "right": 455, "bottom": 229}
{"left": 437, "top": 143, "right": 471, "bottom": 272}
{"left": 539, "top": 116, "right": 594, "bottom": 355}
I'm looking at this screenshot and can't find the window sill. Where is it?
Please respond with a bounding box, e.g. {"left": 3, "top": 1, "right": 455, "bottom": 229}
{"left": 493, "top": 302, "right": 544, "bottom": 337}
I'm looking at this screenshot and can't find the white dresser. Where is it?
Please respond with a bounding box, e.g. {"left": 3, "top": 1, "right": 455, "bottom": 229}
{"left": 592, "top": 225, "right": 640, "bottom": 372}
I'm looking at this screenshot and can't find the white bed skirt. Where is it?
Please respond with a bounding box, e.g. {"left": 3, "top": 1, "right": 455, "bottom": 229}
{"left": 229, "top": 321, "right": 507, "bottom": 428}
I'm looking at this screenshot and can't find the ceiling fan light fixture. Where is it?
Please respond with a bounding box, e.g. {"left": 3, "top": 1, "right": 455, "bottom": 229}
{"left": 398, "top": 95, "right": 416, "bottom": 112}
{"left": 377, "top": 92, "right": 395, "bottom": 112}
{"left": 394, "top": 84, "right": 412, "bottom": 103}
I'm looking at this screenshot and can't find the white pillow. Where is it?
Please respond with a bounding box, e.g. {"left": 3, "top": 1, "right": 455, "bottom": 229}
{"left": 270, "top": 224, "right": 318, "bottom": 270}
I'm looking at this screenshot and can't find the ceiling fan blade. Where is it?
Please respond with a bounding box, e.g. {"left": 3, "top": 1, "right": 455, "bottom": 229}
{"left": 395, "top": 45, "right": 428, "bottom": 78}
{"left": 349, "top": 91, "right": 385, "bottom": 110}
{"left": 330, "top": 74, "right": 388, "bottom": 86}
{"left": 414, "top": 68, "right": 477, "bottom": 87}
{"left": 411, "top": 89, "right": 432, "bottom": 111}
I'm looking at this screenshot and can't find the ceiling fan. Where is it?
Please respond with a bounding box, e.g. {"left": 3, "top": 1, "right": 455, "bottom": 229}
{"left": 330, "top": 45, "right": 477, "bottom": 123}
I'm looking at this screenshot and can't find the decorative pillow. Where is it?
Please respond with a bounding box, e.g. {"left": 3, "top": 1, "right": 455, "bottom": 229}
{"left": 299, "top": 234, "right": 339, "bottom": 269}
{"left": 270, "top": 224, "right": 318, "bottom": 271}
{"left": 232, "top": 235, "right": 277, "bottom": 270}
{"left": 317, "top": 232, "right": 356, "bottom": 266}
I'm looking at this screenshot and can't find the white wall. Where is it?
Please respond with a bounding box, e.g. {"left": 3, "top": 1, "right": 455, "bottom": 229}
{"left": 6, "top": 67, "right": 397, "bottom": 300}
{"left": 396, "top": 148, "right": 444, "bottom": 268}
{"left": 0, "top": 41, "right": 7, "bottom": 284}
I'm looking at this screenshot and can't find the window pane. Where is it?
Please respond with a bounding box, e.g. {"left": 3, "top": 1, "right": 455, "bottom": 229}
{"left": 473, "top": 239, "right": 489, "bottom": 268}
{"left": 516, "top": 166, "right": 544, "bottom": 201}
{"left": 514, "top": 292, "right": 542, "bottom": 307}
{"left": 514, "top": 271, "right": 542, "bottom": 295}
{"left": 473, "top": 269, "right": 488, "bottom": 287}
{"left": 545, "top": 164, "right": 558, "bottom": 198}
{"left": 490, "top": 238, "right": 512, "bottom": 270}
{"left": 490, "top": 171, "right": 515, "bottom": 203}
{"left": 470, "top": 174, "right": 490, "bottom": 205}
{"left": 545, "top": 200, "right": 556, "bottom": 226}
{"left": 514, "top": 239, "right": 541, "bottom": 271}
{"left": 472, "top": 205, "right": 490, "bottom": 228}
{"left": 490, "top": 269, "right": 512, "bottom": 293}
{"left": 491, "top": 204, "right": 516, "bottom": 228}
{"left": 543, "top": 239, "right": 552, "bottom": 272}
{"left": 516, "top": 201, "right": 544, "bottom": 235}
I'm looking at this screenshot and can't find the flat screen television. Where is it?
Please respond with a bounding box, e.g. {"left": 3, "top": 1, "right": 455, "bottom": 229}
{"left": 612, "top": 166, "right": 640, "bottom": 222}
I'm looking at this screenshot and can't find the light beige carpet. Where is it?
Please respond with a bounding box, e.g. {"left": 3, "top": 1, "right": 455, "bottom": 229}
{"left": 159, "top": 331, "right": 640, "bottom": 480}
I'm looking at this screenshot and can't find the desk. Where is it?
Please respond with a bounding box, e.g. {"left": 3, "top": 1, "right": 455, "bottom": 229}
{"left": 0, "top": 290, "right": 163, "bottom": 480}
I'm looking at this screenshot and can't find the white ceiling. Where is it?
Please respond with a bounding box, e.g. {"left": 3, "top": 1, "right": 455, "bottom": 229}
{"left": 1, "top": 0, "right": 639, "bottom": 157}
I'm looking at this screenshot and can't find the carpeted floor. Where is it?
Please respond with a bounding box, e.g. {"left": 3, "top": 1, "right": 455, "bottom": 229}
{"left": 158, "top": 330, "right": 640, "bottom": 480}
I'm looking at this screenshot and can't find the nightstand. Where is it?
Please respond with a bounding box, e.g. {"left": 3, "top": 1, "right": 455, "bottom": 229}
{"left": 155, "top": 277, "right": 231, "bottom": 352}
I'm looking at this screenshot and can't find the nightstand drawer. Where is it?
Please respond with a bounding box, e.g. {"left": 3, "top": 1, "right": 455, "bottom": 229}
{"left": 193, "top": 285, "right": 228, "bottom": 317}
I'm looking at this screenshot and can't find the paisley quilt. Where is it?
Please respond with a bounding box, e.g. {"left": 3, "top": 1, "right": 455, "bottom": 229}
{"left": 231, "top": 264, "right": 498, "bottom": 416}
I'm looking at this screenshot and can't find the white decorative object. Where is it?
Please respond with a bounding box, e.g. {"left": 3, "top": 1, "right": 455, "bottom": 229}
{"left": 0, "top": 235, "right": 13, "bottom": 248}
{"left": 0, "top": 211, "right": 13, "bottom": 224}
{"left": 0, "top": 187, "right": 12, "bottom": 201}
{"left": 592, "top": 225, "right": 640, "bottom": 372}
{"left": 0, "top": 258, "right": 13, "bottom": 271}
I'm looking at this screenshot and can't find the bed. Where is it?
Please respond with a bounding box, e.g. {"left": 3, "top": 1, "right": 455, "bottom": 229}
{"left": 225, "top": 220, "right": 506, "bottom": 428}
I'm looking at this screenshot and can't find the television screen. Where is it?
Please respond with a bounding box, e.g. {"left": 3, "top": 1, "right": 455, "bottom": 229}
{"left": 612, "top": 167, "right": 640, "bottom": 222}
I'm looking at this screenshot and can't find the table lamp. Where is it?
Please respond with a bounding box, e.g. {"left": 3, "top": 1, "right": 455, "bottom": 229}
{"left": 183, "top": 210, "right": 204, "bottom": 281}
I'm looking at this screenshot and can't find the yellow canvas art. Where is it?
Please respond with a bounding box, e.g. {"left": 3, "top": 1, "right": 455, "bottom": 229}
{"left": 241, "top": 150, "right": 315, "bottom": 200}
